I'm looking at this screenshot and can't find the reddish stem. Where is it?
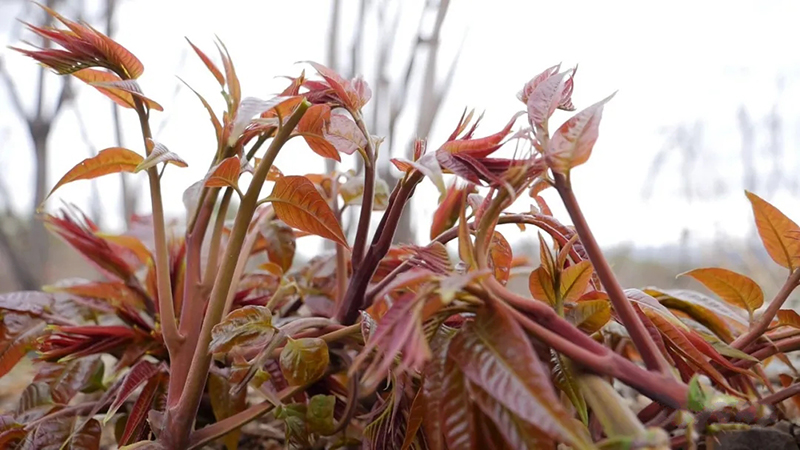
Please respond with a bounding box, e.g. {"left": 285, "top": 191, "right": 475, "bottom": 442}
{"left": 730, "top": 268, "right": 800, "bottom": 351}
{"left": 553, "top": 172, "right": 670, "bottom": 375}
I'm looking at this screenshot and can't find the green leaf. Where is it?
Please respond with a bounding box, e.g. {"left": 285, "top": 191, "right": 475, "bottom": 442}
{"left": 306, "top": 395, "right": 335, "bottom": 436}
{"left": 687, "top": 376, "right": 709, "bottom": 413}
{"left": 552, "top": 351, "right": 588, "bottom": 425}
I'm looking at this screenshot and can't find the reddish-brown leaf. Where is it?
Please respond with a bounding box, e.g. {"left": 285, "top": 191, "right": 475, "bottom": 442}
{"left": 468, "top": 381, "right": 555, "bottom": 448}
{"left": 547, "top": 93, "right": 615, "bottom": 174}
{"left": 72, "top": 69, "right": 135, "bottom": 109}
{"left": 210, "top": 305, "right": 274, "bottom": 354}
{"left": 208, "top": 372, "right": 247, "bottom": 450}
{"left": 216, "top": 39, "right": 241, "bottom": 109}
{"left": 447, "top": 304, "right": 593, "bottom": 447}
{"left": 28, "top": 416, "right": 102, "bottom": 450}
{"left": 680, "top": 267, "right": 764, "bottom": 320}
{"left": 268, "top": 176, "right": 348, "bottom": 247}
{"left": 118, "top": 373, "right": 162, "bottom": 445}
{"left": 186, "top": 38, "right": 224, "bottom": 86}
{"left": 296, "top": 104, "right": 339, "bottom": 161}
{"left": 746, "top": 191, "right": 800, "bottom": 271}
{"left": 48, "top": 148, "right": 143, "bottom": 200}
{"left": 105, "top": 360, "right": 162, "bottom": 422}
{"left": 204, "top": 156, "right": 241, "bottom": 188}
{"left": 135, "top": 139, "right": 187, "bottom": 172}
{"left": 440, "top": 356, "right": 479, "bottom": 449}
{"left": 0, "top": 313, "right": 47, "bottom": 378}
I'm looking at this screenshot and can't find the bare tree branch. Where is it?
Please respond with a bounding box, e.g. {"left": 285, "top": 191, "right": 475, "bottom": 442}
{"left": 0, "top": 58, "right": 30, "bottom": 121}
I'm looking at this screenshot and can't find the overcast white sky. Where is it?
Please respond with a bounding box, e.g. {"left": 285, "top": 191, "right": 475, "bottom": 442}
{"left": 1, "top": 0, "right": 799, "bottom": 252}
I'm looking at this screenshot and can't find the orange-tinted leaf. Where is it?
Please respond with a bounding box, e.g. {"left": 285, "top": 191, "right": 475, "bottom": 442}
{"left": 296, "top": 104, "right": 339, "bottom": 161}
{"left": 208, "top": 372, "right": 246, "bottom": 450}
{"left": 324, "top": 113, "right": 366, "bottom": 155}
{"left": 746, "top": 191, "right": 800, "bottom": 271}
{"left": 89, "top": 79, "right": 163, "bottom": 111}
{"left": 778, "top": 309, "right": 800, "bottom": 329}
{"left": 280, "top": 337, "right": 329, "bottom": 386}
{"left": 48, "top": 148, "right": 143, "bottom": 200}
{"left": 179, "top": 77, "right": 223, "bottom": 145}
{"left": 488, "top": 232, "right": 513, "bottom": 284}
{"left": 646, "top": 287, "right": 748, "bottom": 343}
{"left": 94, "top": 234, "right": 152, "bottom": 266}
{"left": 529, "top": 267, "right": 556, "bottom": 306}
{"left": 210, "top": 305, "right": 274, "bottom": 354}
{"left": 448, "top": 304, "right": 593, "bottom": 447}
{"left": 547, "top": 93, "right": 615, "bottom": 174}
{"left": 268, "top": 176, "right": 348, "bottom": 247}
{"left": 0, "top": 313, "right": 47, "bottom": 378}
{"left": 135, "top": 139, "right": 187, "bottom": 172}
{"left": 216, "top": 39, "right": 241, "bottom": 109}
{"left": 205, "top": 156, "right": 241, "bottom": 188}
{"left": 567, "top": 298, "right": 611, "bottom": 334}
{"left": 258, "top": 219, "right": 296, "bottom": 272}
{"left": 230, "top": 96, "right": 299, "bottom": 146}
{"left": 72, "top": 69, "right": 134, "bottom": 109}
{"left": 430, "top": 182, "right": 473, "bottom": 239}
{"left": 186, "top": 38, "right": 224, "bottom": 86}
{"left": 681, "top": 268, "right": 764, "bottom": 320}
{"left": 560, "top": 260, "right": 593, "bottom": 304}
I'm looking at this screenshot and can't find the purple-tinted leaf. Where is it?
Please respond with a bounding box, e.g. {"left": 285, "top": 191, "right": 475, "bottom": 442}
{"left": 0, "top": 313, "right": 47, "bottom": 378}
{"left": 421, "top": 327, "right": 456, "bottom": 450}
{"left": 469, "top": 381, "right": 555, "bottom": 448}
{"left": 323, "top": 112, "right": 366, "bottom": 155}
{"left": 27, "top": 416, "right": 101, "bottom": 450}
{"left": 547, "top": 93, "right": 615, "bottom": 174}
{"left": 0, "top": 291, "right": 53, "bottom": 316}
{"left": 118, "top": 373, "right": 162, "bottom": 445}
{"left": 440, "top": 357, "right": 478, "bottom": 449}
{"left": 34, "top": 357, "right": 104, "bottom": 405}
{"left": 448, "top": 304, "right": 591, "bottom": 448}
{"left": 527, "top": 70, "right": 567, "bottom": 130}
{"left": 105, "top": 359, "right": 162, "bottom": 422}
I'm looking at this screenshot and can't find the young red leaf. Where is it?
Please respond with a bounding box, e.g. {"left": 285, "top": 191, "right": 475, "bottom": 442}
{"left": 267, "top": 176, "right": 348, "bottom": 247}
{"left": 135, "top": 139, "right": 187, "bottom": 172}
{"left": 745, "top": 191, "right": 800, "bottom": 271}
{"left": 430, "top": 182, "right": 473, "bottom": 239}
{"left": 547, "top": 92, "right": 616, "bottom": 174}
{"left": 324, "top": 112, "right": 367, "bottom": 155}
{"left": 72, "top": 69, "right": 136, "bottom": 109}
{"left": 204, "top": 156, "right": 241, "bottom": 188}
{"left": 186, "top": 38, "right": 225, "bottom": 86}
{"left": 680, "top": 267, "right": 764, "bottom": 321}
{"left": 47, "top": 148, "right": 143, "bottom": 200}
{"left": 526, "top": 70, "right": 568, "bottom": 131}
{"left": 210, "top": 305, "right": 274, "bottom": 354}
{"left": 118, "top": 373, "right": 163, "bottom": 445}
{"left": 440, "top": 357, "right": 479, "bottom": 449}
{"left": 447, "top": 304, "right": 594, "bottom": 448}
{"left": 305, "top": 61, "right": 370, "bottom": 110}
{"left": 105, "top": 359, "right": 162, "bottom": 422}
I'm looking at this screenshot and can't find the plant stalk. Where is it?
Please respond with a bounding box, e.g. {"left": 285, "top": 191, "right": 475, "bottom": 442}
{"left": 160, "top": 101, "right": 309, "bottom": 449}
{"left": 553, "top": 172, "right": 670, "bottom": 375}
